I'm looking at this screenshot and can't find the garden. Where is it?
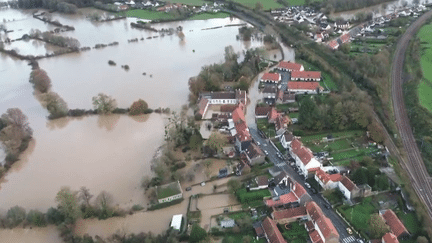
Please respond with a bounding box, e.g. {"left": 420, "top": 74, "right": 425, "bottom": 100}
{"left": 298, "top": 59, "right": 338, "bottom": 91}
{"left": 279, "top": 221, "right": 309, "bottom": 243}
{"left": 257, "top": 118, "right": 276, "bottom": 138}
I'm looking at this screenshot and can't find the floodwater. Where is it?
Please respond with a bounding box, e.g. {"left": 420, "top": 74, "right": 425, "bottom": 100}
{"left": 0, "top": 225, "right": 62, "bottom": 243}
{"left": 331, "top": 0, "right": 419, "bottom": 20}
{"left": 0, "top": 6, "right": 292, "bottom": 241}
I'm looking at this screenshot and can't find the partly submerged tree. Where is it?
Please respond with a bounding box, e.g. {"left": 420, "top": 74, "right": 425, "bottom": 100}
{"left": 92, "top": 93, "right": 117, "bottom": 114}
{"left": 55, "top": 187, "right": 80, "bottom": 224}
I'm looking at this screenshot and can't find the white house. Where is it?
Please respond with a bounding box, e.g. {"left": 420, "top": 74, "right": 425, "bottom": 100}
{"left": 287, "top": 82, "right": 324, "bottom": 94}
{"left": 290, "top": 139, "right": 321, "bottom": 176}
{"left": 337, "top": 176, "right": 359, "bottom": 200}
{"left": 171, "top": 214, "right": 183, "bottom": 230}
{"left": 260, "top": 72, "right": 281, "bottom": 83}
{"left": 277, "top": 61, "right": 304, "bottom": 72}
{"left": 156, "top": 181, "right": 183, "bottom": 203}
{"left": 197, "top": 90, "right": 247, "bottom": 117}
{"left": 280, "top": 132, "right": 294, "bottom": 149}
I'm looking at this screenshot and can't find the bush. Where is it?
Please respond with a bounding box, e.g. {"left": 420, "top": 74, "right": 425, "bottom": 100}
{"left": 194, "top": 113, "right": 202, "bottom": 121}
{"left": 92, "top": 93, "right": 117, "bottom": 114}
{"left": 6, "top": 206, "right": 26, "bottom": 228}
{"left": 131, "top": 204, "right": 144, "bottom": 211}
{"left": 41, "top": 91, "right": 69, "bottom": 119}
{"left": 129, "top": 99, "right": 149, "bottom": 115}
{"left": 29, "top": 69, "right": 52, "bottom": 93}
{"left": 108, "top": 60, "right": 116, "bottom": 66}
{"left": 46, "top": 207, "right": 65, "bottom": 225}
{"left": 189, "top": 223, "right": 207, "bottom": 243}
{"left": 26, "top": 210, "right": 47, "bottom": 227}
{"left": 293, "top": 130, "right": 305, "bottom": 136}
{"left": 5, "top": 153, "right": 19, "bottom": 163}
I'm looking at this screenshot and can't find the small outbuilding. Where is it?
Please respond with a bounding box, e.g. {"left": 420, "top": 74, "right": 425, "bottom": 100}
{"left": 171, "top": 214, "right": 183, "bottom": 230}
{"left": 220, "top": 218, "right": 236, "bottom": 228}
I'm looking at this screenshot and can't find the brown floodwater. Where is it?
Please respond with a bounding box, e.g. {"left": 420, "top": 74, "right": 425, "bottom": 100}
{"left": 0, "top": 7, "right": 294, "bottom": 241}
{"left": 0, "top": 225, "right": 62, "bottom": 243}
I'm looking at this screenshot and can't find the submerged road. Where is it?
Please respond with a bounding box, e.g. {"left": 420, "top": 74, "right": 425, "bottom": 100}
{"left": 390, "top": 9, "right": 432, "bottom": 220}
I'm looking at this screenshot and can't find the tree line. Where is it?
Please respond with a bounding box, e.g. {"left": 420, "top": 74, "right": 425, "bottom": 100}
{"left": 321, "top": 0, "right": 392, "bottom": 13}
{"left": 189, "top": 45, "right": 264, "bottom": 103}
{"left": 17, "top": 0, "right": 96, "bottom": 13}
{"left": 0, "top": 186, "right": 183, "bottom": 243}
{"left": 297, "top": 88, "right": 385, "bottom": 143}
{"left": 29, "top": 29, "right": 80, "bottom": 50}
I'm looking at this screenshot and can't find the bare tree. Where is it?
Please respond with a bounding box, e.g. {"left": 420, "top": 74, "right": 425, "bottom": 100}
{"left": 78, "top": 187, "right": 93, "bottom": 207}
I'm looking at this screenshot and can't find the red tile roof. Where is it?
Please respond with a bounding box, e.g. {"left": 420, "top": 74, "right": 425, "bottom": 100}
{"left": 265, "top": 191, "right": 299, "bottom": 207}
{"left": 293, "top": 182, "right": 307, "bottom": 198}
{"left": 235, "top": 121, "right": 251, "bottom": 142}
{"left": 315, "top": 168, "right": 343, "bottom": 184}
{"left": 291, "top": 71, "right": 321, "bottom": 80}
{"left": 268, "top": 107, "right": 279, "bottom": 122}
{"left": 305, "top": 221, "right": 315, "bottom": 231}
{"left": 278, "top": 61, "right": 303, "bottom": 71}
{"left": 340, "top": 33, "right": 351, "bottom": 43}
{"left": 262, "top": 217, "right": 287, "bottom": 243}
{"left": 261, "top": 72, "right": 281, "bottom": 82}
{"left": 306, "top": 201, "right": 339, "bottom": 242}
{"left": 291, "top": 138, "right": 303, "bottom": 152}
{"left": 273, "top": 207, "right": 307, "bottom": 221}
{"left": 220, "top": 104, "right": 237, "bottom": 113}
{"left": 382, "top": 232, "right": 399, "bottom": 243}
{"left": 382, "top": 210, "right": 409, "bottom": 238}
{"left": 197, "top": 98, "right": 209, "bottom": 116}
{"left": 328, "top": 40, "right": 339, "bottom": 50}
{"left": 255, "top": 225, "right": 264, "bottom": 237}
{"left": 297, "top": 147, "right": 314, "bottom": 165}
{"left": 309, "top": 229, "right": 324, "bottom": 243}
{"left": 255, "top": 106, "right": 271, "bottom": 117}
{"left": 340, "top": 176, "right": 357, "bottom": 192}
{"left": 232, "top": 105, "right": 246, "bottom": 124}
{"left": 288, "top": 81, "right": 322, "bottom": 91}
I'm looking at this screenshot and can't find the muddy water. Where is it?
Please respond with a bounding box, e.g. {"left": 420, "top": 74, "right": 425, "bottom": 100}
{"left": 0, "top": 225, "right": 62, "bottom": 243}
{"left": 0, "top": 7, "right": 292, "bottom": 241}
{"left": 331, "top": 0, "right": 418, "bottom": 20}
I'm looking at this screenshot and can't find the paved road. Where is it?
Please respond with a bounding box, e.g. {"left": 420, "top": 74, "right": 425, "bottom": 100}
{"left": 390, "top": 8, "right": 432, "bottom": 221}
{"left": 249, "top": 127, "right": 358, "bottom": 242}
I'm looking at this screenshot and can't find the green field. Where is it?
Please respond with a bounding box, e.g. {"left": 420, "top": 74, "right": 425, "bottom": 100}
{"left": 300, "top": 130, "right": 363, "bottom": 144}
{"left": 232, "top": 0, "right": 283, "bottom": 10}
{"left": 417, "top": 23, "right": 432, "bottom": 111}
{"left": 164, "top": 0, "right": 205, "bottom": 5}
{"left": 126, "top": 9, "right": 174, "bottom": 20}
{"left": 189, "top": 12, "right": 230, "bottom": 20}
{"left": 338, "top": 197, "right": 377, "bottom": 231}
{"left": 298, "top": 59, "right": 338, "bottom": 91}
{"left": 257, "top": 118, "right": 276, "bottom": 138}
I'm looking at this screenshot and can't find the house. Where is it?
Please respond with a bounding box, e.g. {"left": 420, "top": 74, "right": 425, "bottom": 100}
{"left": 254, "top": 175, "right": 269, "bottom": 190}
{"left": 266, "top": 179, "right": 311, "bottom": 207}
{"left": 268, "top": 107, "right": 279, "bottom": 123}
{"left": 315, "top": 32, "right": 324, "bottom": 42}
{"left": 261, "top": 217, "right": 287, "bottom": 243}
{"left": 260, "top": 72, "right": 281, "bottom": 83}
{"left": 335, "top": 20, "right": 350, "bottom": 29}
{"left": 340, "top": 33, "right": 351, "bottom": 44}
{"left": 328, "top": 39, "right": 339, "bottom": 50}
{"left": 243, "top": 142, "right": 265, "bottom": 166}
{"left": 291, "top": 71, "right": 321, "bottom": 81}
{"left": 156, "top": 181, "right": 183, "bottom": 203}
{"left": 220, "top": 218, "right": 236, "bottom": 228}
{"left": 338, "top": 176, "right": 359, "bottom": 200}
{"left": 287, "top": 82, "right": 323, "bottom": 94}
{"left": 255, "top": 106, "right": 271, "bottom": 119}
{"left": 382, "top": 232, "right": 399, "bottom": 243}
{"left": 197, "top": 90, "right": 246, "bottom": 118}
{"left": 220, "top": 104, "right": 237, "bottom": 114}
{"left": 276, "top": 90, "right": 296, "bottom": 104}
{"left": 306, "top": 201, "right": 340, "bottom": 243}
{"left": 171, "top": 214, "right": 183, "bottom": 230}
{"left": 290, "top": 139, "right": 321, "bottom": 176}
{"left": 280, "top": 132, "right": 294, "bottom": 149}
{"left": 235, "top": 121, "right": 252, "bottom": 151}
{"left": 275, "top": 115, "right": 291, "bottom": 136}
{"left": 277, "top": 61, "right": 304, "bottom": 72}
{"left": 314, "top": 168, "right": 342, "bottom": 190}
{"left": 262, "top": 85, "right": 277, "bottom": 100}
{"left": 272, "top": 206, "right": 308, "bottom": 224}
{"left": 380, "top": 209, "right": 410, "bottom": 239}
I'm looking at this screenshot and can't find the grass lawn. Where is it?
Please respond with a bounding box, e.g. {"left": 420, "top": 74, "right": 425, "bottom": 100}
{"left": 189, "top": 12, "right": 230, "bottom": 20}
{"left": 275, "top": 141, "right": 285, "bottom": 152}
{"left": 289, "top": 112, "right": 299, "bottom": 118}
{"left": 331, "top": 147, "right": 379, "bottom": 162}
{"left": 276, "top": 103, "right": 298, "bottom": 113}
{"left": 397, "top": 212, "right": 422, "bottom": 235}
{"left": 156, "top": 182, "right": 182, "bottom": 199}
{"left": 307, "top": 138, "right": 353, "bottom": 153}
{"left": 279, "top": 221, "right": 309, "bottom": 243}
{"left": 236, "top": 188, "right": 271, "bottom": 205}
{"left": 222, "top": 234, "right": 265, "bottom": 243}
{"left": 417, "top": 23, "right": 432, "bottom": 111}
{"left": 298, "top": 59, "right": 338, "bottom": 91}
{"left": 300, "top": 130, "right": 364, "bottom": 144}
{"left": 164, "top": 0, "right": 205, "bottom": 5}
{"left": 125, "top": 9, "right": 174, "bottom": 20}
{"left": 232, "top": 0, "right": 283, "bottom": 10}
{"left": 257, "top": 118, "right": 276, "bottom": 138}
{"left": 228, "top": 211, "right": 248, "bottom": 220}
{"left": 338, "top": 197, "right": 378, "bottom": 231}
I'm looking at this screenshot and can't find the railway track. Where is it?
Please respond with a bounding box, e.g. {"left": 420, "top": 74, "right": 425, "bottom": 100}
{"left": 391, "top": 9, "right": 432, "bottom": 220}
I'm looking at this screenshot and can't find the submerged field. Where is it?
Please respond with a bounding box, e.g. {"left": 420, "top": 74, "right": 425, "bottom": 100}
{"left": 417, "top": 23, "right": 432, "bottom": 111}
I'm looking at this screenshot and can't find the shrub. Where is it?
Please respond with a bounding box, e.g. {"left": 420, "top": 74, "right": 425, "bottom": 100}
{"left": 68, "top": 109, "right": 86, "bottom": 117}
{"left": 29, "top": 69, "right": 51, "bottom": 93}
{"left": 6, "top": 206, "right": 26, "bottom": 228}
{"left": 189, "top": 223, "right": 207, "bottom": 243}
{"left": 26, "top": 210, "right": 47, "bottom": 227}
{"left": 41, "top": 91, "right": 69, "bottom": 119}
{"left": 108, "top": 60, "right": 116, "bottom": 66}
{"left": 129, "top": 99, "right": 149, "bottom": 115}
{"left": 132, "top": 204, "right": 144, "bottom": 211}
{"left": 293, "top": 130, "right": 305, "bottom": 136}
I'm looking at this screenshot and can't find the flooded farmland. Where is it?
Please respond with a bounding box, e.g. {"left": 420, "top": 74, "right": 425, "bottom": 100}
{"left": 0, "top": 6, "right": 289, "bottom": 241}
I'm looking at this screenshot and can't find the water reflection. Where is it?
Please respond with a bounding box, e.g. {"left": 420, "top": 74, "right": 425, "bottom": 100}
{"left": 97, "top": 114, "right": 121, "bottom": 131}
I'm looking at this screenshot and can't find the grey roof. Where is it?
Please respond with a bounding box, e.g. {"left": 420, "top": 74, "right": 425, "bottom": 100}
{"left": 220, "top": 219, "right": 236, "bottom": 228}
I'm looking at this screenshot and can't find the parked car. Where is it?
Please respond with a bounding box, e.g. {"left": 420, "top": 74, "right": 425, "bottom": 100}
{"left": 185, "top": 187, "right": 192, "bottom": 191}
{"left": 347, "top": 228, "right": 353, "bottom": 235}
{"left": 256, "top": 141, "right": 261, "bottom": 146}
{"left": 324, "top": 204, "right": 332, "bottom": 209}
{"left": 264, "top": 150, "right": 269, "bottom": 155}
{"left": 311, "top": 188, "right": 317, "bottom": 194}
{"left": 304, "top": 182, "right": 311, "bottom": 189}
